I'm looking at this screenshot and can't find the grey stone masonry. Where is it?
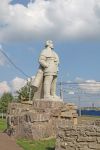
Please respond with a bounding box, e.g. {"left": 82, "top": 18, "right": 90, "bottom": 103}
{"left": 55, "top": 125, "right": 100, "bottom": 150}
{"left": 7, "top": 101, "right": 77, "bottom": 140}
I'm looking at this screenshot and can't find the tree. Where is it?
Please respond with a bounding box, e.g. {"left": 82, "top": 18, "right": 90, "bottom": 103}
{"left": 16, "top": 83, "right": 34, "bottom": 102}
{"left": 16, "top": 86, "right": 29, "bottom": 102}
{"left": 0, "top": 92, "right": 13, "bottom": 113}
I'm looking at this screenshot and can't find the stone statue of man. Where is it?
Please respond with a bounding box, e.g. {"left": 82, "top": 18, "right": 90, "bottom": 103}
{"left": 39, "top": 40, "right": 59, "bottom": 99}
{"left": 32, "top": 40, "right": 60, "bottom": 100}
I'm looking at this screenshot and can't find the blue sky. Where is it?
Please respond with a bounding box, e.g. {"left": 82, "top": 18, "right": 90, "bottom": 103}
{"left": 1, "top": 40, "right": 100, "bottom": 82}
{"left": 0, "top": 0, "right": 100, "bottom": 105}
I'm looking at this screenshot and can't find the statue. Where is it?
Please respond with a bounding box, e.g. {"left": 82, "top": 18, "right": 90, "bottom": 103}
{"left": 32, "top": 40, "right": 61, "bottom": 101}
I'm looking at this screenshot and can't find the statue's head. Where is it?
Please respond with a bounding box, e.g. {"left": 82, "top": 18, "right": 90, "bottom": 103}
{"left": 45, "top": 40, "right": 54, "bottom": 49}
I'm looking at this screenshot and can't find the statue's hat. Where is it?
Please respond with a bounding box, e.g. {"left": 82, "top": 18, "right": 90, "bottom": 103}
{"left": 45, "top": 40, "right": 53, "bottom": 46}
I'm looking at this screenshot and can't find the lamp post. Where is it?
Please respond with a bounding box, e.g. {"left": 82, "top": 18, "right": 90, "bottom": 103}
{"left": 60, "top": 81, "right": 63, "bottom": 99}
{"left": 78, "top": 95, "right": 81, "bottom": 116}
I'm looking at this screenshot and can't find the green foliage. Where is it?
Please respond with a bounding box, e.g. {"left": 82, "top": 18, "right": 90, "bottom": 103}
{"left": 0, "top": 119, "right": 7, "bottom": 132}
{"left": 17, "top": 138, "right": 55, "bottom": 150}
{"left": 0, "top": 92, "right": 13, "bottom": 113}
{"left": 16, "top": 84, "right": 34, "bottom": 102}
{"left": 16, "top": 86, "right": 29, "bottom": 101}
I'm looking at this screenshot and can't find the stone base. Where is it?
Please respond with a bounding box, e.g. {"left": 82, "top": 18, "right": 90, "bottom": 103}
{"left": 33, "top": 100, "right": 64, "bottom": 109}
{"left": 7, "top": 100, "right": 77, "bottom": 140}
{"left": 55, "top": 125, "right": 100, "bottom": 150}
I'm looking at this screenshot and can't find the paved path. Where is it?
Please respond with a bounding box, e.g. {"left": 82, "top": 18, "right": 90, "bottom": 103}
{"left": 0, "top": 133, "right": 23, "bottom": 150}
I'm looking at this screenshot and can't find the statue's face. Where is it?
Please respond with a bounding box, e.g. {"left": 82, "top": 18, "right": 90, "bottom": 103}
{"left": 46, "top": 40, "right": 54, "bottom": 49}
{"left": 49, "top": 42, "right": 54, "bottom": 49}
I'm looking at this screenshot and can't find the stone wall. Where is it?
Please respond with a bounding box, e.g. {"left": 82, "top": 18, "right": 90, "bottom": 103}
{"left": 7, "top": 101, "right": 77, "bottom": 140}
{"left": 55, "top": 124, "right": 100, "bottom": 150}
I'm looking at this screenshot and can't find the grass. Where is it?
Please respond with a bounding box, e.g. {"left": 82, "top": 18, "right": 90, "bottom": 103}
{"left": 78, "top": 115, "right": 100, "bottom": 124}
{"left": 0, "top": 118, "right": 7, "bottom": 132}
{"left": 79, "top": 115, "right": 100, "bottom": 120}
{"left": 17, "top": 138, "right": 56, "bottom": 150}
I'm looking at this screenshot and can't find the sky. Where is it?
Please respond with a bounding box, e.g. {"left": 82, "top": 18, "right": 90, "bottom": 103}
{"left": 0, "top": 0, "right": 100, "bottom": 105}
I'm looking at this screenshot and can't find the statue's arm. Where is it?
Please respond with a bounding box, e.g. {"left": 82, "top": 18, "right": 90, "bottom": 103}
{"left": 55, "top": 53, "right": 60, "bottom": 64}
{"left": 39, "top": 55, "right": 48, "bottom": 68}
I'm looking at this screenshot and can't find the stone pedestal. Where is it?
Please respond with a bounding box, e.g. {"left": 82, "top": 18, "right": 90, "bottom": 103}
{"left": 33, "top": 100, "right": 63, "bottom": 108}
{"left": 7, "top": 100, "right": 77, "bottom": 140}
{"left": 55, "top": 125, "right": 100, "bottom": 150}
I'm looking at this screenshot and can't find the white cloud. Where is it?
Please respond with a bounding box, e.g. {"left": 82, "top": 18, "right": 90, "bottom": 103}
{"left": 78, "top": 80, "right": 100, "bottom": 93}
{"left": 11, "top": 77, "right": 26, "bottom": 91}
{"left": 0, "top": 0, "right": 100, "bottom": 43}
{"left": 0, "top": 81, "right": 11, "bottom": 94}
{"left": 0, "top": 76, "right": 35, "bottom": 96}
{"left": 68, "top": 77, "right": 100, "bottom": 94}
{"left": 68, "top": 91, "right": 75, "bottom": 95}
{"left": 11, "top": 76, "right": 35, "bottom": 91}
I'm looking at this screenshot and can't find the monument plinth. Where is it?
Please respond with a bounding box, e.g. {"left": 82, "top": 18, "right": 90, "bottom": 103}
{"left": 7, "top": 100, "right": 77, "bottom": 140}
{"left": 33, "top": 99, "right": 63, "bottom": 109}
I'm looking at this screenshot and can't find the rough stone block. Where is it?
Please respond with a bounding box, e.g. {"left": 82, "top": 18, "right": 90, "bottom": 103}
{"left": 89, "top": 143, "right": 100, "bottom": 149}
{"left": 97, "top": 137, "right": 100, "bottom": 143}
{"left": 60, "top": 111, "right": 73, "bottom": 118}
{"left": 77, "top": 137, "right": 96, "bottom": 142}
{"left": 79, "top": 148, "right": 91, "bottom": 150}
{"left": 33, "top": 100, "right": 64, "bottom": 109}
{"left": 85, "top": 131, "right": 97, "bottom": 136}
{"left": 27, "top": 112, "right": 50, "bottom": 122}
